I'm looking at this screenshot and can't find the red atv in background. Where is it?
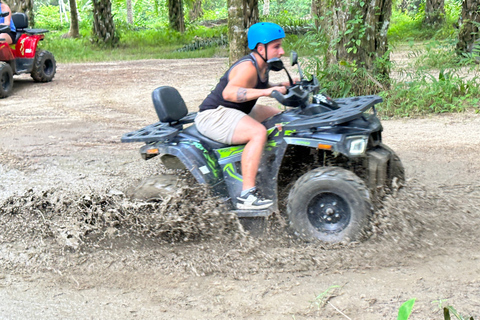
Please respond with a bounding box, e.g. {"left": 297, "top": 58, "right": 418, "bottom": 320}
{"left": 0, "top": 12, "right": 56, "bottom": 98}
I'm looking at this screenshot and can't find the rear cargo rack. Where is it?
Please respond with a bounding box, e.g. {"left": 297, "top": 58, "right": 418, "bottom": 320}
{"left": 121, "top": 112, "right": 197, "bottom": 143}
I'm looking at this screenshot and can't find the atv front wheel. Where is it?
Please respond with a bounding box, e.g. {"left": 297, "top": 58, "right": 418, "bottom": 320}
{"left": 287, "top": 167, "right": 372, "bottom": 243}
{"left": 0, "top": 62, "right": 13, "bottom": 98}
{"left": 31, "top": 50, "right": 56, "bottom": 82}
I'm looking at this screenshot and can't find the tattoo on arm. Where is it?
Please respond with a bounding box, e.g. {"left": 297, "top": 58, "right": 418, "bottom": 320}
{"left": 237, "top": 88, "right": 247, "bottom": 102}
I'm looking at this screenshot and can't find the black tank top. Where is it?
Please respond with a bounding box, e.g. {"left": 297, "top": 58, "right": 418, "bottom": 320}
{"left": 199, "top": 53, "right": 269, "bottom": 114}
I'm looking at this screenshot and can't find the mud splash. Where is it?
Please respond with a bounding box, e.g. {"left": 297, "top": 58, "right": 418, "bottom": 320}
{"left": 0, "top": 179, "right": 478, "bottom": 278}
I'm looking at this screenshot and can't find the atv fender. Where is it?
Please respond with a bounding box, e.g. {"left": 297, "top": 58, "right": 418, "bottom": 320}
{"left": 366, "top": 143, "right": 404, "bottom": 196}
{"left": 14, "top": 34, "right": 44, "bottom": 59}
{"left": 140, "top": 141, "right": 223, "bottom": 187}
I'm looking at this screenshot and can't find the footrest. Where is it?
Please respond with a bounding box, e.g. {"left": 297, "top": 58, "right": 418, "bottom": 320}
{"left": 231, "top": 207, "right": 274, "bottom": 218}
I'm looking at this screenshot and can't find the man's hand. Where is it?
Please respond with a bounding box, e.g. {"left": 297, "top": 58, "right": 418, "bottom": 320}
{"left": 266, "top": 86, "right": 287, "bottom": 97}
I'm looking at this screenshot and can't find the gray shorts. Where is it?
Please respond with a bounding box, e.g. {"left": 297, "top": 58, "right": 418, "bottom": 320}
{"left": 195, "top": 106, "right": 247, "bottom": 144}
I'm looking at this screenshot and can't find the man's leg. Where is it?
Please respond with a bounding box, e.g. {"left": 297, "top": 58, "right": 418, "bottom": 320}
{"left": 231, "top": 115, "right": 267, "bottom": 191}
{"left": 0, "top": 33, "right": 12, "bottom": 44}
{"left": 249, "top": 104, "right": 281, "bottom": 122}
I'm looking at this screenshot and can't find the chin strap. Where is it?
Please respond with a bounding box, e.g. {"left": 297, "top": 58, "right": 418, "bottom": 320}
{"left": 253, "top": 46, "right": 268, "bottom": 63}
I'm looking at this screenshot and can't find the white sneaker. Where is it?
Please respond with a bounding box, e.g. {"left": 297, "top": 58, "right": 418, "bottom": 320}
{"left": 236, "top": 188, "right": 273, "bottom": 210}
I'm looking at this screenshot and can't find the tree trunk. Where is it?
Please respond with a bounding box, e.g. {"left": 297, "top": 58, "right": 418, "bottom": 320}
{"left": 4, "top": 0, "right": 34, "bottom": 27}
{"left": 168, "top": 0, "right": 185, "bottom": 33}
{"left": 189, "top": 0, "right": 203, "bottom": 21}
{"left": 263, "top": 0, "right": 270, "bottom": 16}
{"left": 456, "top": 0, "right": 480, "bottom": 55}
{"left": 312, "top": 0, "right": 392, "bottom": 84}
{"left": 92, "top": 0, "right": 118, "bottom": 46}
{"left": 227, "top": 0, "right": 259, "bottom": 64}
{"left": 397, "top": 0, "right": 422, "bottom": 13}
{"left": 68, "top": 0, "right": 80, "bottom": 38}
{"left": 424, "top": 0, "right": 445, "bottom": 26}
{"left": 127, "top": 0, "right": 133, "bottom": 24}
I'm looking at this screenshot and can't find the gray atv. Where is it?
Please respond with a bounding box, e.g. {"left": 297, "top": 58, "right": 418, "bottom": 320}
{"left": 122, "top": 52, "right": 404, "bottom": 243}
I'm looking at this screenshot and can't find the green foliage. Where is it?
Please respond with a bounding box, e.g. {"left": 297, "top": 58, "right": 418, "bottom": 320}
{"left": 443, "top": 306, "right": 475, "bottom": 320}
{"left": 379, "top": 68, "right": 480, "bottom": 117}
{"left": 388, "top": 0, "right": 462, "bottom": 42}
{"left": 39, "top": 26, "right": 228, "bottom": 62}
{"left": 292, "top": 30, "right": 390, "bottom": 97}
{"left": 259, "top": 0, "right": 311, "bottom": 17}
{"left": 202, "top": 7, "right": 227, "bottom": 21}
{"left": 35, "top": 5, "right": 70, "bottom": 30}
{"left": 175, "top": 34, "right": 228, "bottom": 52}
{"left": 397, "top": 298, "right": 416, "bottom": 320}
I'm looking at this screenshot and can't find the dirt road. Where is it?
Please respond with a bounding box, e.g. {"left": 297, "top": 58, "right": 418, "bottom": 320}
{"left": 0, "top": 58, "right": 479, "bottom": 319}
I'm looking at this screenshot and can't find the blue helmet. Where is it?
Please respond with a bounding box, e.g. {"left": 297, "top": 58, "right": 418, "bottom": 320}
{"left": 247, "top": 22, "right": 285, "bottom": 50}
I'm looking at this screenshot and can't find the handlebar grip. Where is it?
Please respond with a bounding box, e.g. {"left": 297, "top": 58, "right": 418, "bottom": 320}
{"left": 271, "top": 90, "right": 286, "bottom": 104}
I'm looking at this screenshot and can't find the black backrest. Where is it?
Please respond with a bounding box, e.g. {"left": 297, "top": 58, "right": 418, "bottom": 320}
{"left": 152, "top": 86, "right": 188, "bottom": 123}
{"left": 12, "top": 12, "right": 28, "bottom": 30}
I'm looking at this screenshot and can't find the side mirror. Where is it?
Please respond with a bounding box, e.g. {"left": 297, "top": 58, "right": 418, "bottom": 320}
{"left": 290, "top": 51, "right": 305, "bottom": 80}
{"left": 266, "top": 57, "right": 284, "bottom": 72}
{"left": 290, "top": 51, "right": 298, "bottom": 66}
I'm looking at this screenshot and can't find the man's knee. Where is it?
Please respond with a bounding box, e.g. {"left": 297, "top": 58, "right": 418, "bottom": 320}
{"left": 250, "top": 124, "right": 267, "bottom": 141}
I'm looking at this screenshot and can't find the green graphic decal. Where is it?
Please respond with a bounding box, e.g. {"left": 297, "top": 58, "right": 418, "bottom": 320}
{"left": 267, "top": 122, "right": 290, "bottom": 137}
{"left": 294, "top": 140, "right": 311, "bottom": 146}
{"left": 181, "top": 141, "right": 220, "bottom": 178}
{"left": 284, "top": 129, "right": 297, "bottom": 136}
{"left": 217, "top": 145, "right": 245, "bottom": 159}
{"left": 265, "top": 139, "right": 278, "bottom": 151}
{"left": 223, "top": 163, "right": 243, "bottom": 182}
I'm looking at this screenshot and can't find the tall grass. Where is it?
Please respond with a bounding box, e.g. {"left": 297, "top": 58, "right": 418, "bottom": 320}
{"left": 379, "top": 69, "right": 480, "bottom": 117}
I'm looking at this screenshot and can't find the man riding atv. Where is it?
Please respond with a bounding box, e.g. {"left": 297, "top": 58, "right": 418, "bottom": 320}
{"left": 195, "top": 22, "right": 289, "bottom": 210}
{"left": 122, "top": 26, "right": 404, "bottom": 243}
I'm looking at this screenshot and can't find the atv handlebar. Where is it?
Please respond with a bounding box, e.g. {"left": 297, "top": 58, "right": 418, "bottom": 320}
{"left": 271, "top": 77, "right": 320, "bottom": 108}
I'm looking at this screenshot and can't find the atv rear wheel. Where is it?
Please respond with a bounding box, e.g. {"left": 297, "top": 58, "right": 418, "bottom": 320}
{"left": 287, "top": 167, "right": 372, "bottom": 243}
{"left": 0, "top": 62, "right": 13, "bottom": 98}
{"left": 31, "top": 50, "right": 56, "bottom": 82}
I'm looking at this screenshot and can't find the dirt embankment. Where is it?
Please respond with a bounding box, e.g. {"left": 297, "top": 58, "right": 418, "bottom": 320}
{"left": 0, "top": 59, "right": 479, "bottom": 319}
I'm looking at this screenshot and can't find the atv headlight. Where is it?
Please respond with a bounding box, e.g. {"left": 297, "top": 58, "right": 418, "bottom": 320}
{"left": 348, "top": 137, "right": 368, "bottom": 156}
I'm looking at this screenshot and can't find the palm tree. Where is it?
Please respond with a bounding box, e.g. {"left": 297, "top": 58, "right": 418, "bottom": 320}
{"left": 227, "top": 0, "right": 259, "bottom": 63}
{"left": 312, "top": 0, "right": 392, "bottom": 87}
{"left": 424, "top": 0, "right": 445, "bottom": 26}
{"left": 168, "top": 0, "right": 185, "bottom": 33}
{"left": 456, "top": 0, "right": 480, "bottom": 55}
{"left": 68, "top": 0, "right": 80, "bottom": 38}
{"left": 92, "top": 0, "right": 118, "bottom": 46}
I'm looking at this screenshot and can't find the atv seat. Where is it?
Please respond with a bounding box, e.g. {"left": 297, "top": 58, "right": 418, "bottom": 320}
{"left": 152, "top": 86, "right": 189, "bottom": 124}
{"left": 183, "top": 125, "right": 228, "bottom": 149}
{"left": 152, "top": 86, "right": 228, "bottom": 149}
{"left": 11, "top": 13, "right": 49, "bottom": 44}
